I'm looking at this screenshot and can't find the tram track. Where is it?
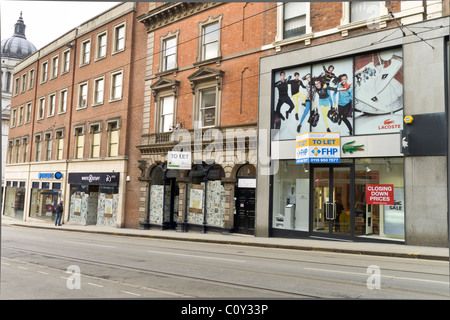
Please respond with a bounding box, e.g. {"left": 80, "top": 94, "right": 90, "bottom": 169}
{"left": 2, "top": 226, "right": 449, "bottom": 299}
{"left": 1, "top": 245, "right": 326, "bottom": 298}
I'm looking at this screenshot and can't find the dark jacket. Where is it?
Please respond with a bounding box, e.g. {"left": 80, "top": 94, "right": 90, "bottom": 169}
{"left": 56, "top": 202, "right": 63, "bottom": 214}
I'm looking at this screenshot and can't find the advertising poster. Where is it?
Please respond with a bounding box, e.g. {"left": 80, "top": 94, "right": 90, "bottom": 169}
{"left": 311, "top": 59, "right": 354, "bottom": 136}
{"left": 272, "top": 58, "right": 353, "bottom": 140}
{"left": 354, "top": 48, "right": 403, "bottom": 135}
{"left": 272, "top": 65, "right": 310, "bottom": 141}
{"left": 366, "top": 184, "right": 394, "bottom": 205}
{"left": 189, "top": 184, "right": 204, "bottom": 214}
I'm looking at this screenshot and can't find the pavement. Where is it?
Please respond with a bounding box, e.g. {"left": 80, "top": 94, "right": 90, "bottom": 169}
{"left": 1, "top": 217, "right": 449, "bottom": 262}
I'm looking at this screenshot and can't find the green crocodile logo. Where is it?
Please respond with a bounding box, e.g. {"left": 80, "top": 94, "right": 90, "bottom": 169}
{"left": 342, "top": 141, "right": 364, "bottom": 154}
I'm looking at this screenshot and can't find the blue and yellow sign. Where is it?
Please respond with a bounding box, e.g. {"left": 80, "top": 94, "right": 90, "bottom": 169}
{"left": 296, "top": 132, "right": 341, "bottom": 164}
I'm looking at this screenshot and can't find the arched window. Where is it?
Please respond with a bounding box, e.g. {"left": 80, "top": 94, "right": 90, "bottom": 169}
{"left": 186, "top": 163, "right": 226, "bottom": 228}
{"left": 148, "top": 166, "right": 164, "bottom": 224}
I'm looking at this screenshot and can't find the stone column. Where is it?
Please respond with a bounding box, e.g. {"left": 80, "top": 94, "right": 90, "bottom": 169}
{"left": 176, "top": 176, "right": 189, "bottom": 232}
{"left": 221, "top": 177, "right": 236, "bottom": 232}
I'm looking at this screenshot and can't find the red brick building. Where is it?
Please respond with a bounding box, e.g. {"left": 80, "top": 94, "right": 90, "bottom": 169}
{"left": 3, "top": 3, "right": 147, "bottom": 228}
{"left": 136, "top": 2, "right": 278, "bottom": 234}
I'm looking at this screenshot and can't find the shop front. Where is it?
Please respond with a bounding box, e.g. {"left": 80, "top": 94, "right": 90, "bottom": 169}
{"left": 3, "top": 181, "right": 26, "bottom": 220}
{"left": 67, "top": 172, "right": 120, "bottom": 226}
{"left": 257, "top": 39, "right": 414, "bottom": 243}
{"left": 271, "top": 155, "right": 405, "bottom": 242}
{"left": 29, "top": 180, "right": 62, "bottom": 222}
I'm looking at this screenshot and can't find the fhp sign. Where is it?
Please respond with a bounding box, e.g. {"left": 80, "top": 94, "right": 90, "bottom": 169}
{"left": 366, "top": 184, "right": 394, "bottom": 205}
{"left": 296, "top": 132, "right": 340, "bottom": 164}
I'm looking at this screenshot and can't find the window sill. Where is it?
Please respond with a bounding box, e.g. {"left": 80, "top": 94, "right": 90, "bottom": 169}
{"left": 338, "top": 14, "right": 390, "bottom": 36}
{"left": 273, "top": 33, "right": 314, "bottom": 52}
{"left": 194, "top": 56, "right": 223, "bottom": 68}
{"left": 155, "top": 68, "right": 179, "bottom": 78}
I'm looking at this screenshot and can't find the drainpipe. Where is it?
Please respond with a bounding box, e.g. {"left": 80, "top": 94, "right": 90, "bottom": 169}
{"left": 63, "top": 28, "right": 78, "bottom": 223}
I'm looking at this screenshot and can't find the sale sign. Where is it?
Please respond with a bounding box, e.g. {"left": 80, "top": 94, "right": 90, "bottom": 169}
{"left": 366, "top": 184, "right": 394, "bottom": 205}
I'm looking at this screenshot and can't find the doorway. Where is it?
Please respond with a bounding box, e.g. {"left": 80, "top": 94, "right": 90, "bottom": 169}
{"left": 312, "top": 165, "right": 353, "bottom": 239}
{"left": 235, "top": 164, "right": 256, "bottom": 235}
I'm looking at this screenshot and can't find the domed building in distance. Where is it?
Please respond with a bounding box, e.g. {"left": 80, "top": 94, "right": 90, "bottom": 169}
{"left": 1, "top": 12, "right": 37, "bottom": 187}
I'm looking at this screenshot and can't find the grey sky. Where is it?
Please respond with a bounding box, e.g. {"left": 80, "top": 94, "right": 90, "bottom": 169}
{"left": 1, "top": 1, "right": 120, "bottom": 50}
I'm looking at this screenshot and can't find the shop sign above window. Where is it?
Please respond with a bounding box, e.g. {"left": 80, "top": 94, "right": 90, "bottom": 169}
{"left": 68, "top": 172, "right": 120, "bottom": 186}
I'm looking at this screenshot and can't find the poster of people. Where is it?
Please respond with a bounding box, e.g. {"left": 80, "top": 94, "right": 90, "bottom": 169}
{"left": 272, "top": 48, "right": 403, "bottom": 140}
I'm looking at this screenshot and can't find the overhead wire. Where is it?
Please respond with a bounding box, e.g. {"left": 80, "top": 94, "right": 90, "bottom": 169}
{"left": 10, "top": 3, "right": 449, "bottom": 130}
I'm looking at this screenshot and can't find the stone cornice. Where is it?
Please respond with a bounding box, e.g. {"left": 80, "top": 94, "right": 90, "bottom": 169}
{"left": 137, "top": 2, "right": 223, "bottom": 33}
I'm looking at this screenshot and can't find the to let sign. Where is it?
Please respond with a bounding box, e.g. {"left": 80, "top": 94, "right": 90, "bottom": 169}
{"left": 366, "top": 184, "right": 394, "bottom": 205}
{"left": 167, "top": 151, "right": 191, "bottom": 170}
{"left": 296, "top": 132, "right": 340, "bottom": 164}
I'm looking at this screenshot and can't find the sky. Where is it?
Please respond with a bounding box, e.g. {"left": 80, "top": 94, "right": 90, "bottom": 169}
{"left": 1, "top": 1, "right": 120, "bottom": 50}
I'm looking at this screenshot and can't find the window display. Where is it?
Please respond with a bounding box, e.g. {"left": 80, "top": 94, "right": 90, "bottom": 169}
{"left": 355, "top": 158, "right": 404, "bottom": 240}
{"left": 272, "top": 160, "right": 309, "bottom": 231}
{"left": 3, "top": 185, "right": 26, "bottom": 219}
{"left": 29, "top": 184, "right": 60, "bottom": 221}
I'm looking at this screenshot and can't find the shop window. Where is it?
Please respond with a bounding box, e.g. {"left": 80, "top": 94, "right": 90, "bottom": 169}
{"left": 69, "top": 184, "right": 97, "bottom": 225}
{"left": 30, "top": 182, "right": 60, "bottom": 222}
{"left": 3, "top": 184, "right": 26, "bottom": 219}
{"left": 97, "top": 185, "right": 119, "bottom": 226}
{"left": 148, "top": 166, "right": 165, "bottom": 225}
{"left": 186, "top": 164, "right": 226, "bottom": 228}
{"left": 272, "top": 160, "right": 310, "bottom": 231}
{"left": 355, "top": 158, "right": 404, "bottom": 240}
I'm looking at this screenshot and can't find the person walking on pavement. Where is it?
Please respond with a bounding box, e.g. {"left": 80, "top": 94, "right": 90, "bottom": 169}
{"left": 55, "top": 200, "right": 63, "bottom": 226}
